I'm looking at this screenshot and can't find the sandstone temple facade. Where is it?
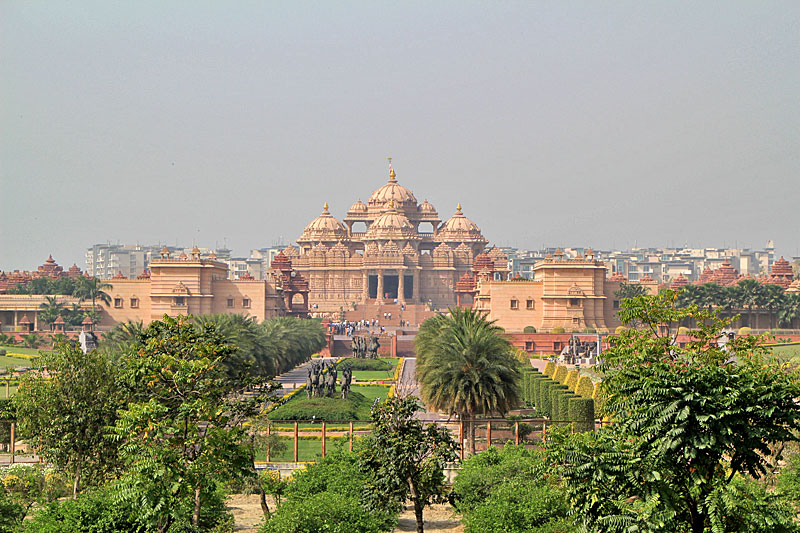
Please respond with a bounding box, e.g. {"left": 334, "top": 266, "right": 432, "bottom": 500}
{"left": 282, "top": 166, "right": 509, "bottom": 313}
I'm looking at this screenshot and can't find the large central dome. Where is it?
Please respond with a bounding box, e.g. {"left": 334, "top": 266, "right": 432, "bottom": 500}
{"left": 367, "top": 168, "right": 417, "bottom": 209}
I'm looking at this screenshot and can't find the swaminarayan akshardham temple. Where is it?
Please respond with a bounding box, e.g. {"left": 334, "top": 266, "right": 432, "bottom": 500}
{"left": 280, "top": 164, "right": 509, "bottom": 313}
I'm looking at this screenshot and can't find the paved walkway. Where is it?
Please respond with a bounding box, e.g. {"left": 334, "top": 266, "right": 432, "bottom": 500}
{"left": 272, "top": 357, "right": 334, "bottom": 396}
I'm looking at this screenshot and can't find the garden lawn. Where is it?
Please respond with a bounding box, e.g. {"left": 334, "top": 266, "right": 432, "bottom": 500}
{"left": 255, "top": 436, "right": 350, "bottom": 462}
{"left": 0, "top": 384, "right": 19, "bottom": 399}
{"left": 0, "top": 345, "right": 51, "bottom": 356}
{"left": 350, "top": 384, "right": 392, "bottom": 402}
{"left": 770, "top": 343, "right": 800, "bottom": 362}
{"left": 268, "top": 385, "right": 391, "bottom": 422}
{"left": 0, "top": 356, "right": 32, "bottom": 370}
{"left": 351, "top": 370, "right": 395, "bottom": 380}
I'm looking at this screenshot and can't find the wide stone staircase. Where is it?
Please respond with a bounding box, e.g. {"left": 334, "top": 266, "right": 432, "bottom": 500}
{"left": 342, "top": 301, "right": 438, "bottom": 327}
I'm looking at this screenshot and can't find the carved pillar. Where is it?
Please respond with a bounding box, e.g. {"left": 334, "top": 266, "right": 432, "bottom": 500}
{"left": 456, "top": 293, "right": 462, "bottom": 307}
{"left": 377, "top": 270, "right": 384, "bottom": 304}
{"left": 362, "top": 271, "right": 368, "bottom": 303}
{"left": 412, "top": 269, "right": 420, "bottom": 302}
{"left": 397, "top": 270, "right": 405, "bottom": 304}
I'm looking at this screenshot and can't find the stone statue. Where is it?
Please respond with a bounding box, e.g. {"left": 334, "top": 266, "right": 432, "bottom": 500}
{"left": 368, "top": 336, "right": 380, "bottom": 359}
{"left": 340, "top": 365, "right": 352, "bottom": 399}
{"left": 325, "top": 361, "right": 337, "bottom": 397}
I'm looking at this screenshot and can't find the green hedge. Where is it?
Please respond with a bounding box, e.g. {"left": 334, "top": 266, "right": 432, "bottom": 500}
{"left": 559, "top": 393, "right": 578, "bottom": 426}
{"left": 531, "top": 377, "right": 548, "bottom": 410}
{"left": 336, "top": 357, "right": 392, "bottom": 371}
{"left": 575, "top": 376, "right": 594, "bottom": 398}
{"left": 529, "top": 375, "right": 546, "bottom": 405}
{"left": 549, "top": 385, "right": 569, "bottom": 421}
{"left": 538, "top": 380, "right": 555, "bottom": 418}
{"left": 568, "top": 398, "right": 595, "bottom": 432}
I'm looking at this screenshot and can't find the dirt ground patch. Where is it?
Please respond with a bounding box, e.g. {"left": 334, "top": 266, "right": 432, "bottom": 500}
{"left": 227, "top": 493, "right": 270, "bottom": 532}
{"left": 227, "top": 495, "right": 463, "bottom": 533}
{"left": 394, "top": 503, "right": 464, "bottom": 532}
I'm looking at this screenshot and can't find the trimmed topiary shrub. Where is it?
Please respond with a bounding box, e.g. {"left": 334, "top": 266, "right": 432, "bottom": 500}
{"left": 568, "top": 397, "right": 595, "bottom": 432}
{"left": 677, "top": 326, "right": 690, "bottom": 335}
{"left": 552, "top": 327, "right": 566, "bottom": 334}
{"left": 592, "top": 381, "right": 607, "bottom": 418}
{"left": 553, "top": 365, "right": 568, "bottom": 384}
{"left": 738, "top": 326, "right": 753, "bottom": 336}
{"left": 543, "top": 361, "right": 555, "bottom": 377}
{"left": 559, "top": 393, "right": 578, "bottom": 425}
{"left": 564, "top": 370, "right": 579, "bottom": 391}
{"left": 615, "top": 326, "right": 627, "bottom": 334}
{"left": 538, "top": 380, "right": 555, "bottom": 418}
{"left": 531, "top": 377, "right": 549, "bottom": 410}
{"left": 550, "top": 385, "right": 569, "bottom": 422}
{"left": 575, "top": 376, "right": 594, "bottom": 399}
{"left": 523, "top": 326, "right": 537, "bottom": 333}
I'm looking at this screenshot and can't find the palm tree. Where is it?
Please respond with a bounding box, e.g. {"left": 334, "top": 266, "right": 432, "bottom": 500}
{"left": 778, "top": 293, "right": 800, "bottom": 329}
{"left": 38, "top": 296, "right": 66, "bottom": 332}
{"left": 761, "top": 284, "right": 786, "bottom": 330}
{"left": 735, "top": 279, "right": 767, "bottom": 329}
{"left": 415, "top": 307, "right": 521, "bottom": 455}
{"left": 73, "top": 277, "right": 111, "bottom": 312}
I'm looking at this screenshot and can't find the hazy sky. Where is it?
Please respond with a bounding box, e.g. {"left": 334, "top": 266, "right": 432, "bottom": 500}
{"left": 2, "top": 1, "right": 799, "bottom": 271}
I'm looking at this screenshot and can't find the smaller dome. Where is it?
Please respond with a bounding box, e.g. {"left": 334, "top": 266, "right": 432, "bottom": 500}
{"left": 348, "top": 198, "right": 367, "bottom": 213}
{"left": 299, "top": 203, "right": 349, "bottom": 242}
{"left": 437, "top": 204, "right": 486, "bottom": 244}
{"left": 418, "top": 199, "right": 437, "bottom": 214}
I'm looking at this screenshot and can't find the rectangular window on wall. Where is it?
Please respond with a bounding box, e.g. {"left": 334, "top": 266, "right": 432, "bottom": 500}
{"left": 114, "top": 298, "right": 123, "bottom": 308}
{"left": 174, "top": 297, "right": 185, "bottom": 306}
{"left": 526, "top": 299, "right": 534, "bottom": 310}
{"left": 510, "top": 299, "right": 519, "bottom": 309}
{"left": 130, "top": 298, "right": 139, "bottom": 308}
{"left": 227, "top": 298, "right": 234, "bottom": 308}
{"left": 242, "top": 298, "right": 251, "bottom": 308}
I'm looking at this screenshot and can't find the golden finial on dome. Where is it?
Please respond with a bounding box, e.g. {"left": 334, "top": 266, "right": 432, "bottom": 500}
{"left": 323, "top": 202, "right": 329, "bottom": 212}
{"left": 389, "top": 168, "right": 396, "bottom": 181}
{"left": 456, "top": 203, "right": 462, "bottom": 213}
{"left": 388, "top": 199, "right": 395, "bottom": 209}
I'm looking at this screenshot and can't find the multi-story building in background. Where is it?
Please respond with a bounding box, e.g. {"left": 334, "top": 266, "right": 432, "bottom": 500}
{"left": 504, "top": 242, "right": 781, "bottom": 284}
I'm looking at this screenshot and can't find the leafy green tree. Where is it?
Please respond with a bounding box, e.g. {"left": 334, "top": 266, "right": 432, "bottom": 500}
{"left": 111, "top": 315, "right": 266, "bottom": 532}
{"left": 614, "top": 282, "right": 649, "bottom": 301}
{"left": 554, "top": 291, "right": 800, "bottom": 533}
{"left": 14, "top": 343, "right": 122, "bottom": 497}
{"left": 260, "top": 449, "right": 394, "bottom": 533}
{"left": 416, "top": 307, "right": 520, "bottom": 455}
{"left": 358, "top": 397, "right": 459, "bottom": 533}
{"left": 451, "top": 445, "right": 569, "bottom": 533}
